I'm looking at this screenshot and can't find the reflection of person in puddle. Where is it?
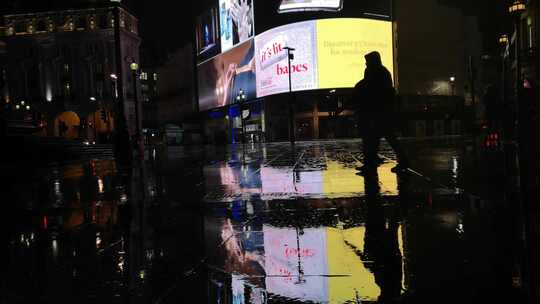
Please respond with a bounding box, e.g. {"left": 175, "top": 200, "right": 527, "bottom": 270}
{"left": 346, "top": 172, "right": 403, "bottom": 303}
{"left": 221, "top": 218, "right": 265, "bottom": 276}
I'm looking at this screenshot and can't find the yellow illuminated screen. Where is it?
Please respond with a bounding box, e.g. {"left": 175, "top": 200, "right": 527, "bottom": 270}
{"left": 316, "top": 18, "right": 394, "bottom": 89}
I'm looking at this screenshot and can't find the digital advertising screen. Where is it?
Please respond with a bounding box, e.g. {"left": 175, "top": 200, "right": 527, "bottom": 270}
{"left": 196, "top": 7, "right": 219, "bottom": 55}
{"left": 254, "top": 18, "right": 393, "bottom": 98}
{"left": 278, "top": 0, "right": 343, "bottom": 13}
{"left": 219, "top": 0, "right": 255, "bottom": 53}
{"left": 198, "top": 39, "right": 257, "bottom": 112}
{"left": 316, "top": 18, "right": 393, "bottom": 90}
{"left": 198, "top": 18, "right": 393, "bottom": 111}
{"left": 255, "top": 20, "right": 319, "bottom": 98}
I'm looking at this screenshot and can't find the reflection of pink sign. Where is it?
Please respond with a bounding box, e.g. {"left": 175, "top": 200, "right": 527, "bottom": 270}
{"left": 285, "top": 247, "right": 315, "bottom": 258}
{"left": 260, "top": 167, "right": 323, "bottom": 197}
{"left": 263, "top": 225, "right": 328, "bottom": 302}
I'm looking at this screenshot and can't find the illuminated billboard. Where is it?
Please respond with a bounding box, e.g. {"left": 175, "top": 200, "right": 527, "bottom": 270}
{"left": 195, "top": 7, "right": 219, "bottom": 55}
{"left": 316, "top": 18, "right": 393, "bottom": 90}
{"left": 219, "top": 0, "right": 255, "bottom": 52}
{"left": 278, "top": 0, "right": 343, "bottom": 13}
{"left": 255, "top": 20, "right": 319, "bottom": 97}
{"left": 198, "top": 39, "right": 256, "bottom": 112}
{"left": 254, "top": 18, "right": 393, "bottom": 98}
{"left": 198, "top": 18, "right": 393, "bottom": 111}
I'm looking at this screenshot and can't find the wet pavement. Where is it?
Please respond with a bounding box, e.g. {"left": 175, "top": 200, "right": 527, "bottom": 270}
{"left": 1, "top": 138, "right": 528, "bottom": 303}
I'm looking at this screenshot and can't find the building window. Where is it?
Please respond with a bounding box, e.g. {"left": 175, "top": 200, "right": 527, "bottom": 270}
{"left": 48, "top": 19, "right": 55, "bottom": 32}
{"left": 63, "top": 64, "right": 70, "bottom": 74}
{"left": 98, "top": 14, "right": 108, "bottom": 28}
{"left": 76, "top": 16, "right": 87, "bottom": 30}
{"left": 64, "top": 83, "right": 71, "bottom": 97}
{"left": 89, "top": 16, "right": 96, "bottom": 30}
{"left": 65, "top": 17, "right": 75, "bottom": 31}
{"left": 140, "top": 72, "right": 148, "bottom": 80}
{"left": 96, "top": 80, "right": 104, "bottom": 98}
{"left": 96, "top": 63, "right": 103, "bottom": 74}
{"left": 36, "top": 19, "right": 47, "bottom": 32}
{"left": 153, "top": 73, "right": 158, "bottom": 81}
{"left": 15, "top": 21, "right": 26, "bottom": 33}
{"left": 527, "top": 17, "right": 534, "bottom": 49}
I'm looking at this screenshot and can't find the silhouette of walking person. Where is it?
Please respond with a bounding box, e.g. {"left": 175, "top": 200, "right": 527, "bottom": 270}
{"left": 354, "top": 51, "right": 410, "bottom": 174}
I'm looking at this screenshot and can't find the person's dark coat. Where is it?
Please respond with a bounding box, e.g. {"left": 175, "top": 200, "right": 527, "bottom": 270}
{"left": 354, "top": 51, "right": 396, "bottom": 136}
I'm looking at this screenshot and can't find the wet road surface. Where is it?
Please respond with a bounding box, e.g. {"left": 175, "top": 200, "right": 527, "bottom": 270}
{"left": 2, "top": 139, "right": 526, "bottom": 303}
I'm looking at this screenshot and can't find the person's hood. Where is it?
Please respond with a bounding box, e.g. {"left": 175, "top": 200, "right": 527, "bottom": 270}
{"left": 365, "top": 51, "right": 382, "bottom": 67}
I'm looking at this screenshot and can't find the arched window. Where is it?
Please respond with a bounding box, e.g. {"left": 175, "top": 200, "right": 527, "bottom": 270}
{"left": 76, "top": 16, "right": 87, "bottom": 30}
{"left": 98, "top": 14, "right": 108, "bottom": 28}
{"left": 36, "top": 19, "right": 47, "bottom": 32}
{"left": 14, "top": 21, "right": 26, "bottom": 33}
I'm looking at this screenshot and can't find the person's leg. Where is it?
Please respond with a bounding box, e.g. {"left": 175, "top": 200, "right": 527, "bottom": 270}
{"left": 364, "top": 135, "right": 380, "bottom": 166}
{"left": 385, "top": 134, "right": 410, "bottom": 168}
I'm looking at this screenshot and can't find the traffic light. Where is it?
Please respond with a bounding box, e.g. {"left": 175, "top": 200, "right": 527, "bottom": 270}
{"left": 100, "top": 109, "right": 107, "bottom": 121}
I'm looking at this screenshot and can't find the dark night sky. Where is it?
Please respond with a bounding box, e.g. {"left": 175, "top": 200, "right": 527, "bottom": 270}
{"left": 0, "top": 0, "right": 513, "bottom": 60}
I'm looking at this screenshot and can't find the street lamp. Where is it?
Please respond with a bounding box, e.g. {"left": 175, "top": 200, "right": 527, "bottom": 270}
{"left": 498, "top": 34, "right": 509, "bottom": 45}
{"left": 499, "top": 34, "right": 509, "bottom": 137}
{"left": 130, "top": 60, "right": 144, "bottom": 159}
{"left": 236, "top": 89, "right": 247, "bottom": 144}
{"left": 110, "top": 73, "right": 118, "bottom": 99}
{"left": 284, "top": 46, "right": 295, "bottom": 145}
{"left": 449, "top": 76, "right": 456, "bottom": 96}
{"left": 508, "top": 0, "right": 526, "bottom": 134}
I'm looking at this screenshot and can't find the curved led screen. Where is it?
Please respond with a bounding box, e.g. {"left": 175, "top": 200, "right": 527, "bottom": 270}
{"left": 198, "top": 39, "right": 257, "bottom": 112}
{"left": 198, "top": 18, "right": 393, "bottom": 111}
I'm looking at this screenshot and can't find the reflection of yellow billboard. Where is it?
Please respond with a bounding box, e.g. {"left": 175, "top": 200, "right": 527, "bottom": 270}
{"left": 317, "top": 18, "right": 394, "bottom": 89}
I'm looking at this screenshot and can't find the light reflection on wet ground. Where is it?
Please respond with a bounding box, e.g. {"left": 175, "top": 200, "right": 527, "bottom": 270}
{"left": 3, "top": 139, "right": 522, "bottom": 303}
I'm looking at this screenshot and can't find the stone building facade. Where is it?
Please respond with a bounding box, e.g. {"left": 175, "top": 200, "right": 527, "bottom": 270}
{"left": 1, "top": 2, "right": 141, "bottom": 141}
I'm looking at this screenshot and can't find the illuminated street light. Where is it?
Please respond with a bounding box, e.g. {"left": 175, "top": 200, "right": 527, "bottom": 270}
{"left": 449, "top": 76, "right": 456, "bottom": 96}
{"left": 130, "top": 62, "right": 139, "bottom": 71}
{"left": 499, "top": 34, "right": 509, "bottom": 45}
{"left": 26, "top": 105, "right": 30, "bottom": 110}
{"left": 508, "top": 0, "right": 526, "bottom": 131}
{"left": 90, "top": 96, "right": 96, "bottom": 102}
{"left": 236, "top": 89, "right": 247, "bottom": 145}
{"left": 110, "top": 73, "right": 117, "bottom": 80}
{"left": 129, "top": 59, "right": 143, "bottom": 159}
